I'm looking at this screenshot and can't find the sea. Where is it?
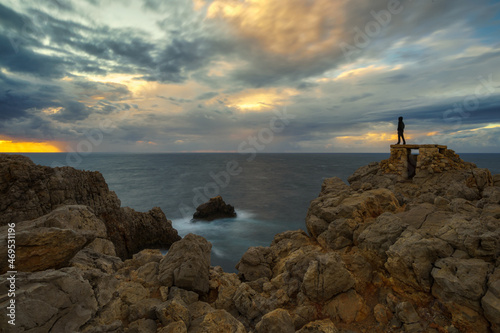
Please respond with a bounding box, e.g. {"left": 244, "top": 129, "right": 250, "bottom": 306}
{"left": 22, "top": 153, "right": 500, "bottom": 272}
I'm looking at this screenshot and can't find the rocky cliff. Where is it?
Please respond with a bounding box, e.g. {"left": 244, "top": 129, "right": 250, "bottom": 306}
{"left": 1, "top": 153, "right": 499, "bottom": 333}
{"left": 0, "top": 154, "right": 180, "bottom": 262}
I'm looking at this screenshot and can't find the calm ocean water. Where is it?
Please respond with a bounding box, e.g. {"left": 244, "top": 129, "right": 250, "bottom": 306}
{"left": 22, "top": 153, "right": 500, "bottom": 272}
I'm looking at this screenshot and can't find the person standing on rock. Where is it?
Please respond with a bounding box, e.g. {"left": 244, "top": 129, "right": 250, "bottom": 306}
{"left": 396, "top": 116, "right": 406, "bottom": 145}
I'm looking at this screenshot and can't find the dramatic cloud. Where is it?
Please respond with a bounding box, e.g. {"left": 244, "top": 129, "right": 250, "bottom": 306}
{"left": 0, "top": 0, "right": 499, "bottom": 153}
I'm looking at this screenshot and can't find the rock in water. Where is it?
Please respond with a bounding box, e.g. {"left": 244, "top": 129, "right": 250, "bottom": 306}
{"left": 193, "top": 196, "right": 236, "bottom": 221}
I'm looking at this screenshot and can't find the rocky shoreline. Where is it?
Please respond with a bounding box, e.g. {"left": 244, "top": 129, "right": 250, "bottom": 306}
{"left": 1, "top": 152, "right": 499, "bottom": 333}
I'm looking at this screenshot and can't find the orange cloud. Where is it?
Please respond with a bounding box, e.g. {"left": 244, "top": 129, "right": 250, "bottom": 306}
{"left": 0, "top": 139, "right": 63, "bottom": 153}
{"left": 224, "top": 87, "right": 299, "bottom": 112}
{"left": 206, "top": 0, "right": 345, "bottom": 59}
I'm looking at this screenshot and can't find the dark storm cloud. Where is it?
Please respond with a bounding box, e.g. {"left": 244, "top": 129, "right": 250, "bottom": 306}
{"left": 341, "top": 93, "right": 373, "bottom": 103}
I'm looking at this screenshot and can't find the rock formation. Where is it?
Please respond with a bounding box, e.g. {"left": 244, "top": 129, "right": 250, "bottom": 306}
{"left": 193, "top": 195, "right": 237, "bottom": 221}
{"left": 0, "top": 154, "right": 180, "bottom": 260}
{"left": 1, "top": 152, "right": 499, "bottom": 333}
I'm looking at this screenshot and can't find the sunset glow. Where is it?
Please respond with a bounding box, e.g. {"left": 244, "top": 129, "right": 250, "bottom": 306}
{"left": 0, "top": 140, "right": 62, "bottom": 153}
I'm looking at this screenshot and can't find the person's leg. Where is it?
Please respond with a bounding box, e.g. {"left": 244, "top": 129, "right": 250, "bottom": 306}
{"left": 402, "top": 133, "right": 406, "bottom": 145}
{"left": 397, "top": 133, "right": 401, "bottom": 144}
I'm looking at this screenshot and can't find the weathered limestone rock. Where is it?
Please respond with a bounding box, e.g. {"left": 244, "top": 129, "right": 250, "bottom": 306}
{"left": 155, "top": 299, "right": 191, "bottom": 328}
{"left": 301, "top": 253, "right": 354, "bottom": 302}
{"left": 189, "top": 309, "right": 246, "bottom": 333}
{"left": 431, "top": 258, "right": 492, "bottom": 312}
{"left": 481, "top": 268, "right": 500, "bottom": 333}
{"left": 296, "top": 319, "right": 339, "bottom": 333}
{"left": 385, "top": 230, "right": 454, "bottom": 292}
{"left": 236, "top": 246, "right": 273, "bottom": 282}
{"left": 356, "top": 212, "right": 408, "bottom": 258}
{"left": 0, "top": 154, "right": 180, "bottom": 261}
{"left": 0, "top": 267, "right": 98, "bottom": 332}
{"left": 255, "top": 308, "right": 294, "bottom": 333}
{"left": 323, "top": 289, "right": 369, "bottom": 324}
{"left": 193, "top": 195, "right": 236, "bottom": 221}
{"left": 159, "top": 233, "right": 212, "bottom": 294}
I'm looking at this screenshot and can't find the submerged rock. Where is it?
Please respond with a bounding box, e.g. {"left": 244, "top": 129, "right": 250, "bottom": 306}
{"left": 193, "top": 195, "right": 237, "bottom": 221}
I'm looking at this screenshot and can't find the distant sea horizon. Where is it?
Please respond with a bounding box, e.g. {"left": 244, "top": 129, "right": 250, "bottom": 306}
{"left": 19, "top": 152, "right": 500, "bottom": 272}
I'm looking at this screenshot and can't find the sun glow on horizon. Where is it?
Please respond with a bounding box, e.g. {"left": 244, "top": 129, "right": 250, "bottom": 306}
{"left": 0, "top": 139, "right": 63, "bottom": 153}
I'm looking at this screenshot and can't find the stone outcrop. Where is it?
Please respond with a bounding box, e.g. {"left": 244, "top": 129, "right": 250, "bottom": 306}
{"left": 1, "top": 151, "right": 499, "bottom": 332}
{"left": 193, "top": 195, "right": 237, "bottom": 221}
{"left": 0, "top": 154, "right": 180, "bottom": 260}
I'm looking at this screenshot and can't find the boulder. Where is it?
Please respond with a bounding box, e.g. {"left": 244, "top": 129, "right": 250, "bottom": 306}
{"left": 356, "top": 212, "right": 408, "bottom": 258}
{"left": 255, "top": 308, "right": 294, "bottom": 333}
{"left": 385, "top": 230, "right": 454, "bottom": 292}
{"left": 431, "top": 258, "right": 492, "bottom": 312}
{"left": 324, "top": 289, "right": 369, "bottom": 324}
{"left": 193, "top": 196, "right": 236, "bottom": 221}
{"left": 481, "top": 268, "right": 500, "bottom": 333}
{"left": 158, "top": 233, "right": 212, "bottom": 294}
{"left": 0, "top": 267, "right": 98, "bottom": 332}
{"left": 296, "top": 319, "right": 339, "bottom": 333}
{"left": 236, "top": 246, "right": 273, "bottom": 282}
{"left": 189, "top": 309, "right": 246, "bottom": 333}
{"left": 301, "top": 253, "right": 354, "bottom": 302}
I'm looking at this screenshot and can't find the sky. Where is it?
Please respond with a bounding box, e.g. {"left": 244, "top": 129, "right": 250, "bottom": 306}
{"left": 1, "top": 0, "right": 500, "bottom": 153}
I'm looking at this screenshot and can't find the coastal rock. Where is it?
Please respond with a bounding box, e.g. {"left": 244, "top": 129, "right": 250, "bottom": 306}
{"left": 385, "top": 230, "right": 454, "bottom": 292}
{"left": 158, "top": 233, "right": 212, "bottom": 294}
{"left": 0, "top": 267, "right": 98, "bottom": 332}
{"left": 301, "top": 253, "right": 354, "bottom": 302}
{"left": 324, "top": 289, "right": 369, "bottom": 324}
{"left": 193, "top": 195, "right": 236, "bottom": 221}
{"left": 307, "top": 187, "right": 400, "bottom": 227}
{"left": 102, "top": 206, "right": 180, "bottom": 259}
{"left": 255, "top": 308, "right": 294, "bottom": 333}
{"left": 0, "top": 154, "right": 121, "bottom": 225}
{"left": 189, "top": 309, "right": 246, "bottom": 333}
{"left": 0, "top": 154, "right": 180, "bottom": 261}
{"left": 235, "top": 246, "right": 273, "bottom": 282}
{"left": 482, "top": 268, "right": 500, "bottom": 333}
{"left": 296, "top": 319, "right": 339, "bottom": 333}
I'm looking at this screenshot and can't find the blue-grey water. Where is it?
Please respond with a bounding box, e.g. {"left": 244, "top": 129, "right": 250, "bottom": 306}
{"left": 22, "top": 153, "right": 500, "bottom": 272}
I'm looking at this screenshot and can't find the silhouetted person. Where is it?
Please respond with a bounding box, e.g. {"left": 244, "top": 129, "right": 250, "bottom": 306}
{"left": 397, "top": 116, "right": 406, "bottom": 144}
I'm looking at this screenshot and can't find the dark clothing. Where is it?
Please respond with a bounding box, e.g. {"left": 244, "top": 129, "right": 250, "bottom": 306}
{"left": 397, "top": 118, "right": 406, "bottom": 144}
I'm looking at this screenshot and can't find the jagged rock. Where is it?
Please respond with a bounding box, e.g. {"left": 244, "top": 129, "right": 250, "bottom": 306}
{"left": 236, "top": 246, "right": 273, "bottom": 282}
{"left": 323, "top": 289, "right": 369, "bottom": 324}
{"left": 431, "top": 258, "right": 492, "bottom": 312}
{"left": 481, "top": 267, "right": 500, "bottom": 333}
{"left": 168, "top": 286, "right": 199, "bottom": 305}
{"left": 189, "top": 309, "right": 246, "bottom": 333}
{"left": 70, "top": 248, "right": 123, "bottom": 274}
{"left": 3, "top": 227, "right": 87, "bottom": 273}
{"left": 126, "top": 318, "right": 157, "bottom": 333}
{"left": 316, "top": 218, "right": 354, "bottom": 250}
{"left": 255, "top": 308, "right": 294, "bottom": 333}
{"left": 155, "top": 299, "right": 190, "bottom": 327}
{"left": 159, "top": 233, "right": 212, "bottom": 294}
{"left": 233, "top": 283, "right": 269, "bottom": 321}
{"left": 0, "top": 154, "right": 121, "bottom": 225}
{"left": 0, "top": 154, "right": 180, "bottom": 261}
{"left": 296, "top": 319, "right": 339, "bottom": 333}
{"left": 385, "top": 230, "right": 454, "bottom": 292}
{"left": 356, "top": 212, "right": 408, "bottom": 258}
{"left": 209, "top": 266, "right": 241, "bottom": 315}
{"left": 158, "top": 321, "right": 187, "bottom": 333}
{"left": 493, "top": 174, "right": 500, "bottom": 187}
{"left": 307, "top": 187, "right": 400, "bottom": 228}
{"left": 301, "top": 253, "right": 354, "bottom": 302}
{"left": 373, "top": 303, "right": 392, "bottom": 325}
{"left": 0, "top": 267, "right": 98, "bottom": 332}
{"left": 193, "top": 195, "right": 236, "bottom": 221}
{"left": 102, "top": 206, "right": 180, "bottom": 259}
